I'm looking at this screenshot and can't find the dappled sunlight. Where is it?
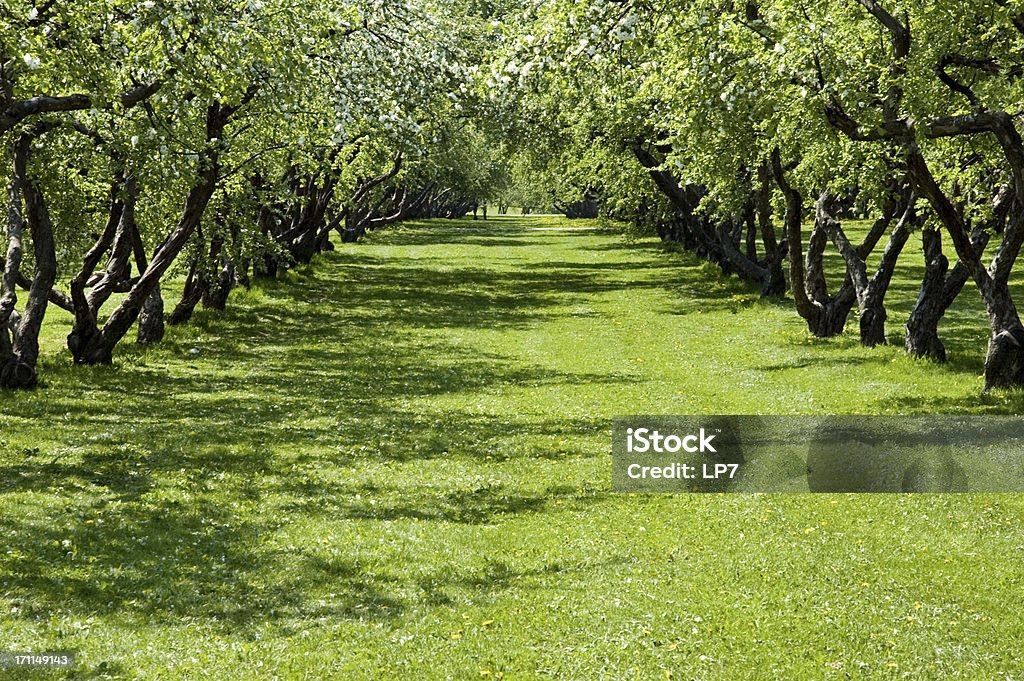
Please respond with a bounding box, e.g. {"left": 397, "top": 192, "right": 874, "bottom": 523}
{"left": 2, "top": 219, "right": 1024, "bottom": 677}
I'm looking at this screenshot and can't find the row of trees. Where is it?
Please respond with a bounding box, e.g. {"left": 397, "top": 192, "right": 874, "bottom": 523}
{"left": 0, "top": 0, "right": 522, "bottom": 389}
{"left": 7, "top": 0, "right": 1024, "bottom": 392}
{"left": 494, "top": 0, "right": 1024, "bottom": 390}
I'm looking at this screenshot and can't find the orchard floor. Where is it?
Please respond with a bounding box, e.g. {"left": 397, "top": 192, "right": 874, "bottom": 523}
{"left": 3, "top": 215, "right": 1024, "bottom": 679}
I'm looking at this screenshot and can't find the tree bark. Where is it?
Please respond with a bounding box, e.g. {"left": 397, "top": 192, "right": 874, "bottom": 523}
{"left": 771, "top": 153, "right": 855, "bottom": 337}
{"left": 132, "top": 222, "right": 164, "bottom": 346}
{"left": 0, "top": 167, "right": 24, "bottom": 384}
{"left": 202, "top": 257, "right": 235, "bottom": 311}
{"left": 757, "top": 162, "right": 785, "bottom": 297}
{"left": 818, "top": 187, "right": 912, "bottom": 346}
{"left": 858, "top": 216, "right": 912, "bottom": 347}
{"left": 905, "top": 226, "right": 988, "bottom": 361}
{"left": 168, "top": 256, "right": 203, "bottom": 326}
{"left": 634, "top": 143, "right": 778, "bottom": 290}
{"left": 66, "top": 176, "right": 125, "bottom": 360}
{"left": 85, "top": 177, "right": 137, "bottom": 315}
{"left": 3, "top": 131, "right": 58, "bottom": 388}
{"left": 137, "top": 286, "right": 165, "bottom": 345}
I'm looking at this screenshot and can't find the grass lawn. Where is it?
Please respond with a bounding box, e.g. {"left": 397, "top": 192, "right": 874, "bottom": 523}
{"left": 2, "top": 215, "right": 1024, "bottom": 679}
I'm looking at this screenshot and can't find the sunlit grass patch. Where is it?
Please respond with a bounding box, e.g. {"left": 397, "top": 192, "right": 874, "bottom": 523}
{"left": 1, "top": 216, "right": 1023, "bottom": 679}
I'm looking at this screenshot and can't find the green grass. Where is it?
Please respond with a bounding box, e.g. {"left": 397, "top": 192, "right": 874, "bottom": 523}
{"left": 2, "top": 215, "right": 1024, "bottom": 679}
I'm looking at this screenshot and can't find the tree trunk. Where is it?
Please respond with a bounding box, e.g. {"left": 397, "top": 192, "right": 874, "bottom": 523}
{"left": 0, "top": 168, "right": 25, "bottom": 387}
{"left": 906, "top": 230, "right": 948, "bottom": 361}
{"left": 202, "top": 257, "right": 235, "bottom": 311}
{"left": 859, "top": 219, "right": 911, "bottom": 347}
{"left": 906, "top": 146, "right": 1024, "bottom": 389}
{"left": 168, "top": 257, "right": 203, "bottom": 326}
{"left": 744, "top": 204, "right": 757, "bottom": 261}
{"left": 984, "top": 327, "right": 1024, "bottom": 389}
{"left": 904, "top": 228, "right": 985, "bottom": 361}
{"left": 819, "top": 188, "right": 912, "bottom": 347}
{"left": 137, "top": 285, "right": 165, "bottom": 346}
{"left": 4, "top": 132, "right": 58, "bottom": 388}
{"left": 772, "top": 151, "right": 817, "bottom": 323}
{"left": 634, "top": 143, "right": 773, "bottom": 288}
{"left": 19, "top": 205, "right": 61, "bottom": 369}
{"left": 132, "top": 220, "right": 165, "bottom": 345}
{"left": 756, "top": 162, "right": 785, "bottom": 297}
{"left": 66, "top": 176, "right": 125, "bottom": 361}
{"left": 772, "top": 156, "right": 857, "bottom": 338}
{"left": 74, "top": 169, "right": 218, "bottom": 363}
{"left": 85, "top": 178, "right": 137, "bottom": 314}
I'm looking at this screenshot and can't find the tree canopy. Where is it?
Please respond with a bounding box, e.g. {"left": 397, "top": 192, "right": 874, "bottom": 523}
{"left": 4, "top": 0, "right": 1024, "bottom": 389}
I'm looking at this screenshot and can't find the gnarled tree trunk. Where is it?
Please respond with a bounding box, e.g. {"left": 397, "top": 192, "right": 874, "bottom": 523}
{"left": 633, "top": 143, "right": 783, "bottom": 295}
{"left": 756, "top": 162, "right": 786, "bottom": 297}
{"left": 817, "top": 186, "right": 913, "bottom": 346}
{"left": 905, "top": 228, "right": 987, "bottom": 361}
{"left": 0, "top": 165, "right": 25, "bottom": 387}
{"left": 132, "top": 221, "right": 165, "bottom": 346}
{"left": 772, "top": 154, "right": 857, "bottom": 338}
{"left": 906, "top": 142, "right": 1024, "bottom": 389}
{"left": 2, "top": 130, "right": 58, "bottom": 388}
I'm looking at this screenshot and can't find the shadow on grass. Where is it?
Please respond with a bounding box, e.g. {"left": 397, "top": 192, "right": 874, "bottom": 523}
{"left": 756, "top": 354, "right": 891, "bottom": 373}
{"left": 605, "top": 227, "right": 1002, "bottom": 373}
{"left": 414, "top": 555, "right": 629, "bottom": 607}
{"left": 0, "top": 491, "right": 406, "bottom": 627}
{"left": 0, "top": 227, "right": 628, "bottom": 638}
{"left": 0, "top": 218, "right": 1011, "bottom": 648}
{"left": 880, "top": 388, "right": 1024, "bottom": 414}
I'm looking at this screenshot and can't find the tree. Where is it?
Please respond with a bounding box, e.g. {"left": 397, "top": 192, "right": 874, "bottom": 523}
{"left": 498, "top": 0, "right": 1024, "bottom": 388}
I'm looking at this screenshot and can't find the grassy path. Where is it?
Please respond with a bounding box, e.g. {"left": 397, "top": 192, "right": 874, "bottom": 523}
{"left": 2, "top": 216, "right": 1024, "bottom": 679}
